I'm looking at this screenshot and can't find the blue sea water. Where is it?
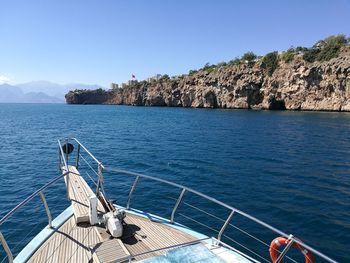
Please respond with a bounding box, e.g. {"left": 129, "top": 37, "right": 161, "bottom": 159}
{"left": 0, "top": 104, "right": 349, "bottom": 262}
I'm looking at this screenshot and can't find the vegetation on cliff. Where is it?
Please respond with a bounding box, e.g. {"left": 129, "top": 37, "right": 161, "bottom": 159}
{"left": 66, "top": 34, "right": 350, "bottom": 111}
{"left": 185, "top": 34, "right": 349, "bottom": 76}
{"left": 303, "top": 35, "right": 349, "bottom": 62}
{"left": 261, "top": 51, "right": 279, "bottom": 76}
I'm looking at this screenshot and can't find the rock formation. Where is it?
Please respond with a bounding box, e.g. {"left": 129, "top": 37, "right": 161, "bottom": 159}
{"left": 66, "top": 47, "right": 350, "bottom": 111}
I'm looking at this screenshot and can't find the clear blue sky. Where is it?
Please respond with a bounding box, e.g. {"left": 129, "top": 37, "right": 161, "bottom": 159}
{"left": 0, "top": 0, "right": 349, "bottom": 87}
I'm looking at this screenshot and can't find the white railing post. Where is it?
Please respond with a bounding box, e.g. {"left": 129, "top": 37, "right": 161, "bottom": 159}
{"left": 58, "top": 140, "right": 70, "bottom": 199}
{"left": 217, "top": 210, "right": 235, "bottom": 243}
{"left": 96, "top": 163, "right": 104, "bottom": 196}
{"left": 0, "top": 231, "right": 13, "bottom": 263}
{"left": 126, "top": 176, "right": 139, "bottom": 210}
{"left": 65, "top": 165, "right": 70, "bottom": 200}
{"left": 75, "top": 144, "right": 81, "bottom": 169}
{"left": 170, "top": 188, "right": 186, "bottom": 223}
{"left": 65, "top": 139, "right": 69, "bottom": 164}
{"left": 58, "top": 148, "right": 62, "bottom": 171}
{"left": 276, "top": 235, "right": 294, "bottom": 263}
{"left": 39, "top": 192, "right": 52, "bottom": 228}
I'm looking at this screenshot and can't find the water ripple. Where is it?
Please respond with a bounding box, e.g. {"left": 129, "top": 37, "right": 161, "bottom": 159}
{"left": 0, "top": 104, "right": 349, "bottom": 261}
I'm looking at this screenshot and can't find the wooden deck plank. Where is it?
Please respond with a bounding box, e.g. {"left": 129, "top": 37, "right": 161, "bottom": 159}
{"left": 28, "top": 210, "right": 198, "bottom": 263}
{"left": 122, "top": 213, "right": 197, "bottom": 261}
{"left": 93, "top": 239, "right": 130, "bottom": 263}
{"left": 28, "top": 166, "right": 199, "bottom": 263}
{"left": 62, "top": 166, "right": 106, "bottom": 223}
{"left": 54, "top": 219, "right": 69, "bottom": 263}
{"left": 28, "top": 216, "right": 101, "bottom": 263}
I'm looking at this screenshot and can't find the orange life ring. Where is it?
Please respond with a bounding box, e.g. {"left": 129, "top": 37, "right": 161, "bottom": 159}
{"left": 269, "top": 236, "right": 314, "bottom": 263}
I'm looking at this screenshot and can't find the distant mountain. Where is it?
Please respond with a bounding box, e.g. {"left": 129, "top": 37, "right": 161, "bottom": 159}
{"left": 0, "top": 83, "right": 63, "bottom": 103}
{"left": 17, "top": 81, "right": 67, "bottom": 98}
{"left": 0, "top": 81, "right": 105, "bottom": 103}
{"left": 17, "top": 81, "right": 104, "bottom": 101}
{"left": 0, "top": 84, "right": 24, "bottom": 102}
{"left": 22, "top": 92, "right": 63, "bottom": 103}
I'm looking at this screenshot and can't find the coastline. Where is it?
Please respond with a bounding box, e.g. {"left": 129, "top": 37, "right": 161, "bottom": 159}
{"left": 66, "top": 46, "right": 350, "bottom": 112}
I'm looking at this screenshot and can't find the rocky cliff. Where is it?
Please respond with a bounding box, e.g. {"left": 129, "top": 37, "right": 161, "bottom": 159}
{"left": 66, "top": 47, "right": 350, "bottom": 111}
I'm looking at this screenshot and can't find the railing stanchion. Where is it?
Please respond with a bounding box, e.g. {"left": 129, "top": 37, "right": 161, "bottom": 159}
{"left": 0, "top": 138, "right": 337, "bottom": 263}
{"left": 276, "top": 235, "right": 294, "bottom": 263}
{"left": 65, "top": 139, "right": 69, "bottom": 164}
{"left": 126, "top": 176, "right": 139, "bottom": 209}
{"left": 0, "top": 231, "right": 13, "bottom": 263}
{"left": 66, "top": 169, "right": 70, "bottom": 200}
{"left": 170, "top": 188, "right": 186, "bottom": 223}
{"left": 76, "top": 144, "right": 81, "bottom": 169}
{"left": 217, "top": 210, "right": 235, "bottom": 243}
{"left": 96, "top": 163, "right": 104, "bottom": 196}
{"left": 39, "top": 192, "right": 52, "bottom": 228}
{"left": 65, "top": 164, "right": 70, "bottom": 200}
{"left": 58, "top": 139, "right": 70, "bottom": 199}
{"left": 58, "top": 148, "right": 61, "bottom": 171}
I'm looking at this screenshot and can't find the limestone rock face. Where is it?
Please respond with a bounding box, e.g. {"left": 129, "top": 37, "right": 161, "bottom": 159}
{"left": 66, "top": 49, "right": 350, "bottom": 111}
{"left": 65, "top": 89, "right": 107, "bottom": 104}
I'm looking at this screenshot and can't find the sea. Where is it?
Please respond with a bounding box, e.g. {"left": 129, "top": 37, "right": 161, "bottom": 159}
{"left": 0, "top": 104, "right": 349, "bottom": 262}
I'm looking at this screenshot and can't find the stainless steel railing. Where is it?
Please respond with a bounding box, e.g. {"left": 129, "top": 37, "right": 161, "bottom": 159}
{"left": 64, "top": 137, "right": 336, "bottom": 263}
{"left": 103, "top": 166, "right": 336, "bottom": 263}
{"left": 0, "top": 172, "right": 69, "bottom": 226}
{"left": 66, "top": 137, "right": 337, "bottom": 263}
{"left": 0, "top": 138, "right": 87, "bottom": 262}
{"left": 0, "top": 232, "right": 13, "bottom": 263}
{"left": 0, "top": 171, "right": 71, "bottom": 262}
{"left": 0, "top": 138, "right": 338, "bottom": 263}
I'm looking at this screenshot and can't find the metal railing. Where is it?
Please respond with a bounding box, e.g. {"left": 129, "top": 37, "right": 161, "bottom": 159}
{"left": 103, "top": 166, "right": 336, "bottom": 263}
{"left": 0, "top": 138, "right": 338, "bottom": 263}
{"left": 0, "top": 232, "right": 13, "bottom": 263}
{"left": 58, "top": 138, "right": 338, "bottom": 263}
{"left": 0, "top": 171, "right": 70, "bottom": 262}
{"left": 0, "top": 138, "right": 89, "bottom": 262}
{"left": 64, "top": 137, "right": 336, "bottom": 263}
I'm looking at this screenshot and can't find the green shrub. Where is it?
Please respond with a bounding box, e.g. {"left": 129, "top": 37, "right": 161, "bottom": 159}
{"left": 188, "top": 69, "right": 198, "bottom": 76}
{"left": 205, "top": 67, "right": 216, "bottom": 73}
{"left": 217, "top": 61, "right": 227, "bottom": 67}
{"left": 202, "top": 62, "right": 217, "bottom": 73}
{"left": 203, "top": 62, "right": 211, "bottom": 69}
{"left": 162, "top": 74, "right": 170, "bottom": 80}
{"left": 241, "top": 51, "right": 257, "bottom": 63}
{"left": 295, "top": 46, "right": 308, "bottom": 53}
{"left": 303, "top": 48, "right": 319, "bottom": 62}
{"left": 261, "top": 51, "right": 279, "bottom": 76}
{"left": 228, "top": 57, "right": 241, "bottom": 66}
{"left": 281, "top": 48, "right": 295, "bottom": 63}
{"left": 303, "top": 34, "right": 348, "bottom": 62}
{"left": 316, "top": 34, "right": 347, "bottom": 61}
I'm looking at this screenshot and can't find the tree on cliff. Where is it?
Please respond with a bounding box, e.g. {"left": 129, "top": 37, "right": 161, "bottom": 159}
{"left": 202, "top": 63, "right": 217, "bottom": 73}
{"left": 261, "top": 52, "right": 279, "bottom": 76}
{"left": 304, "top": 34, "right": 349, "bottom": 62}
{"left": 241, "top": 52, "right": 257, "bottom": 64}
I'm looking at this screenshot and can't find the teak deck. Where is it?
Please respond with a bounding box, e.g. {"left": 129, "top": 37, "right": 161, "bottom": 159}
{"left": 27, "top": 166, "right": 196, "bottom": 262}
{"left": 62, "top": 166, "right": 106, "bottom": 223}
